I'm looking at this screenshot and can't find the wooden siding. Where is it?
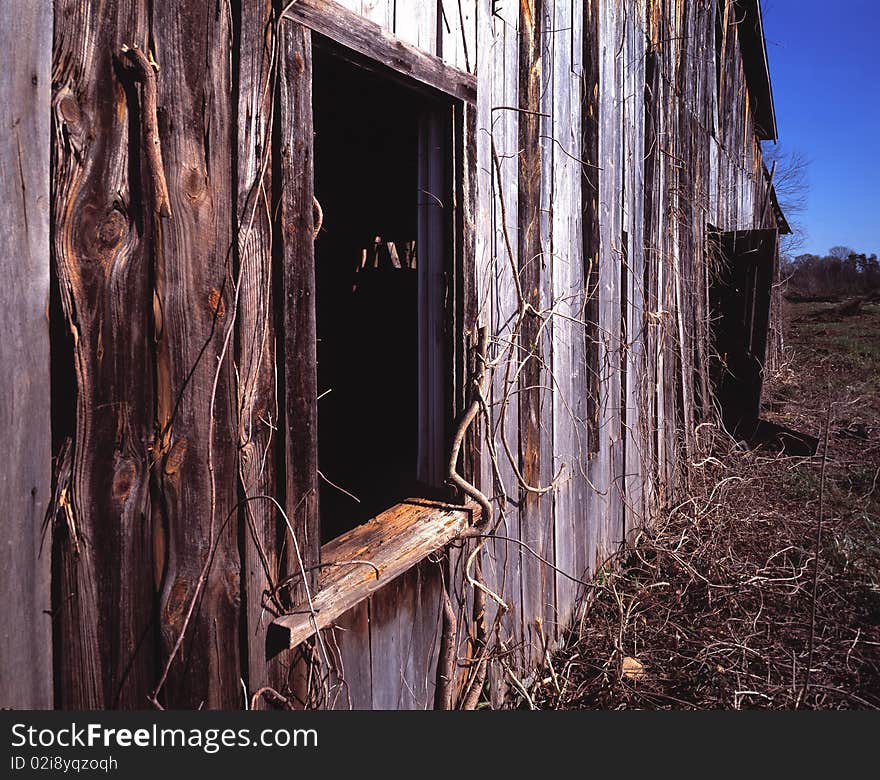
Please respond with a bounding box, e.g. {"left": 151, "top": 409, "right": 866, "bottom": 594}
{"left": 30, "top": 0, "right": 780, "bottom": 709}
{"left": 0, "top": 0, "right": 53, "bottom": 709}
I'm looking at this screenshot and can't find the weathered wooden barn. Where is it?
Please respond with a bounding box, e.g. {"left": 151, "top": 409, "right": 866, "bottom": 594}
{"left": 1, "top": 0, "right": 787, "bottom": 709}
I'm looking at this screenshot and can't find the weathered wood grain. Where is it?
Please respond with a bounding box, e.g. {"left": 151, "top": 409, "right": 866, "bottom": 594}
{"left": 269, "top": 499, "right": 477, "bottom": 653}
{"left": 369, "top": 560, "right": 442, "bottom": 710}
{"left": 0, "top": 0, "right": 53, "bottom": 710}
{"left": 440, "top": 0, "right": 476, "bottom": 72}
{"left": 325, "top": 600, "right": 373, "bottom": 709}
{"left": 276, "top": 22, "right": 321, "bottom": 707}
{"left": 51, "top": 0, "right": 157, "bottom": 709}
{"left": 393, "top": 0, "right": 439, "bottom": 55}
{"left": 517, "top": 0, "right": 555, "bottom": 661}
{"left": 150, "top": 0, "right": 240, "bottom": 709}
{"left": 33, "top": 0, "right": 787, "bottom": 712}
{"left": 550, "top": 0, "right": 587, "bottom": 632}
{"left": 479, "top": 0, "right": 526, "bottom": 683}
{"left": 283, "top": 0, "right": 475, "bottom": 103}
{"left": 235, "top": 0, "right": 285, "bottom": 698}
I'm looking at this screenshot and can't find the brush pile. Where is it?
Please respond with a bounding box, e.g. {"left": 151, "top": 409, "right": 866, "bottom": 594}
{"left": 532, "top": 328, "right": 880, "bottom": 711}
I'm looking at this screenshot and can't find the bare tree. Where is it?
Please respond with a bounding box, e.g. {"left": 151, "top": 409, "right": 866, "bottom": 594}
{"left": 762, "top": 143, "right": 810, "bottom": 259}
{"left": 828, "top": 245, "right": 857, "bottom": 260}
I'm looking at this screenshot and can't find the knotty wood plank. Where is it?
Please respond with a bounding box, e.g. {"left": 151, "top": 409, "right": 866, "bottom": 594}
{"left": 151, "top": 0, "right": 240, "bottom": 709}
{"left": 283, "top": 0, "right": 475, "bottom": 103}
{"left": 269, "top": 500, "right": 477, "bottom": 652}
{"left": 51, "top": 0, "right": 156, "bottom": 709}
{"left": 0, "top": 0, "right": 52, "bottom": 709}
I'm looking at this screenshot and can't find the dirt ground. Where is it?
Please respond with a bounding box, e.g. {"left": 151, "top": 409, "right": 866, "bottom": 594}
{"left": 532, "top": 301, "right": 880, "bottom": 710}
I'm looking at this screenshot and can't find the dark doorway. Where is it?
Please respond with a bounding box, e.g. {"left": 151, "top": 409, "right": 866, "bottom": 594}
{"left": 708, "top": 228, "right": 777, "bottom": 437}
{"left": 312, "top": 47, "right": 448, "bottom": 542}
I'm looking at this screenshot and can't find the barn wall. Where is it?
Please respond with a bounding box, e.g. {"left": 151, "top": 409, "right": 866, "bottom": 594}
{"left": 327, "top": 0, "right": 778, "bottom": 706}
{"left": 398, "top": 0, "right": 779, "bottom": 705}
{"left": 36, "top": 0, "right": 778, "bottom": 710}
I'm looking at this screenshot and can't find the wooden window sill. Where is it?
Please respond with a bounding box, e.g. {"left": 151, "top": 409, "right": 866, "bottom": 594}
{"left": 267, "top": 498, "right": 480, "bottom": 655}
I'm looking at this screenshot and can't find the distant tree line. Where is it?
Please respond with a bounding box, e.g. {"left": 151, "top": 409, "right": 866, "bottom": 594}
{"left": 783, "top": 246, "right": 880, "bottom": 301}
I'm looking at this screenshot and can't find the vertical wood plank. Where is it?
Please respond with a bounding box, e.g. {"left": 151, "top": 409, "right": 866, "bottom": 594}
{"left": 623, "top": 0, "right": 646, "bottom": 537}
{"left": 550, "top": 0, "right": 586, "bottom": 633}
{"left": 481, "top": 0, "right": 525, "bottom": 679}
{"left": 368, "top": 562, "right": 442, "bottom": 709}
{"left": 325, "top": 601, "right": 373, "bottom": 709}
{"left": 0, "top": 0, "right": 53, "bottom": 710}
{"left": 367, "top": 573, "right": 403, "bottom": 709}
{"left": 277, "top": 19, "right": 321, "bottom": 640}
{"left": 517, "top": 0, "right": 556, "bottom": 662}
{"left": 361, "top": 0, "right": 395, "bottom": 29}
{"left": 440, "top": 0, "right": 476, "bottom": 72}
{"left": 51, "top": 0, "right": 156, "bottom": 709}
{"left": 151, "top": 0, "right": 241, "bottom": 709}
{"left": 394, "top": 0, "right": 439, "bottom": 55}
{"left": 236, "top": 0, "right": 286, "bottom": 698}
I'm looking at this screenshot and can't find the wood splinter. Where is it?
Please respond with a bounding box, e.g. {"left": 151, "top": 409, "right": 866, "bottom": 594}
{"left": 121, "top": 44, "right": 172, "bottom": 218}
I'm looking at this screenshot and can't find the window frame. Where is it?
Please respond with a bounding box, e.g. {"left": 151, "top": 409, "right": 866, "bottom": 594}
{"left": 272, "top": 4, "right": 478, "bottom": 646}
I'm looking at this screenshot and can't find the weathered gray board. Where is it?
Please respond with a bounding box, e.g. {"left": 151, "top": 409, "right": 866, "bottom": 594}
{"left": 0, "top": 0, "right": 53, "bottom": 709}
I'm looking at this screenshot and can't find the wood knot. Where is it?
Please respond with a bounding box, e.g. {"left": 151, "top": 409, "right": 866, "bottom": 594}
{"left": 208, "top": 288, "right": 225, "bottom": 319}
{"left": 183, "top": 166, "right": 207, "bottom": 203}
{"left": 59, "top": 95, "right": 81, "bottom": 125}
{"left": 227, "top": 570, "right": 241, "bottom": 608}
{"left": 293, "top": 52, "right": 305, "bottom": 74}
{"left": 164, "top": 578, "right": 190, "bottom": 633}
{"left": 96, "top": 210, "right": 127, "bottom": 249}
{"left": 164, "top": 437, "right": 188, "bottom": 475}
{"left": 112, "top": 458, "right": 137, "bottom": 504}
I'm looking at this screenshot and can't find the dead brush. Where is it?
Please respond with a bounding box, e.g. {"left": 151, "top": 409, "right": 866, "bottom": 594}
{"left": 530, "top": 423, "right": 880, "bottom": 710}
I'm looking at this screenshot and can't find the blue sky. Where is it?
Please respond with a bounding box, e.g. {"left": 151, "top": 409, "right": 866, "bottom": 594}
{"left": 761, "top": 0, "right": 879, "bottom": 257}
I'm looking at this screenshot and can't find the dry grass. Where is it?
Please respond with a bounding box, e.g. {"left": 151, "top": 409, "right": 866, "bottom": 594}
{"left": 530, "top": 301, "right": 880, "bottom": 710}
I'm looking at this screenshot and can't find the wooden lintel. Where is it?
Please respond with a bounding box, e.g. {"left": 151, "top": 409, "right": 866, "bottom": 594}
{"left": 282, "top": 0, "right": 477, "bottom": 104}
{"left": 267, "top": 499, "right": 479, "bottom": 656}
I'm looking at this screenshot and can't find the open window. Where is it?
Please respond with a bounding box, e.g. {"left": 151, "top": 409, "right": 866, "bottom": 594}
{"left": 312, "top": 46, "right": 453, "bottom": 541}
{"left": 268, "top": 7, "right": 478, "bottom": 655}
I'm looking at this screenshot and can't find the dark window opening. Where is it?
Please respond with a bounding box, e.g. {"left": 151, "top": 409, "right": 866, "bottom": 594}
{"left": 312, "top": 47, "right": 451, "bottom": 542}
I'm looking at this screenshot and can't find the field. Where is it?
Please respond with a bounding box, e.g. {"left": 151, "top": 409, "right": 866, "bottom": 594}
{"left": 533, "top": 301, "right": 880, "bottom": 709}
